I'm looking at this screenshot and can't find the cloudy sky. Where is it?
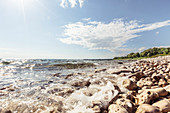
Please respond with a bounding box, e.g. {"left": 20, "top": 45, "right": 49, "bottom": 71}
{"left": 0, "top": 0, "right": 170, "bottom": 59}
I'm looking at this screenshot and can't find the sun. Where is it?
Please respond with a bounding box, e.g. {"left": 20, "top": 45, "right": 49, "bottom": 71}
{"left": 10, "top": 0, "right": 35, "bottom": 22}
{"left": 9, "top": 0, "right": 52, "bottom": 22}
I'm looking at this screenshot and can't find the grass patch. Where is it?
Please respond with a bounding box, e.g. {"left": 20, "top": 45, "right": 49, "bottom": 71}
{"left": 113, "top": 54, "right": 170, "bottom": 60}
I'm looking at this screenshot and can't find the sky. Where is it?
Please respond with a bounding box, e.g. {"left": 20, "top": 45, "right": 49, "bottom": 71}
{"left": 0, "top": 0, "right": 170, "bottom": 59}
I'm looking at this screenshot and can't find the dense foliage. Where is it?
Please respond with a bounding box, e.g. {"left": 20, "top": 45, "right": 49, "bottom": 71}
{"left": 114, "top": 47, "right": 170, "bottom": 60}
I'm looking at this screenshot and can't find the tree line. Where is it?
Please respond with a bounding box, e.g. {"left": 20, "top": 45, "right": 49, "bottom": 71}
{"left": 114, "top": 47, "right": 170, "bottom": 59}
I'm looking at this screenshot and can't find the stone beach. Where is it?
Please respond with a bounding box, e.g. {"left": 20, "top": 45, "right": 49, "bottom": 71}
{"left": 107, "top": 56, "right": 170, "bottom": 113}
{"left": 0, "top": 56, "right": 169, "bottom": 113}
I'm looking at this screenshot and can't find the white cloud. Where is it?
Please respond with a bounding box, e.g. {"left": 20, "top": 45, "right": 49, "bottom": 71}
{"left": 154, "top": 46, "right": 170, "bottom": 48}
{"left": 138, "top": 47, "right": 146, "bottom": 52}
{"left": 59, "top": 19, "right": 170, "bottom": 54}
{"left": 0, "top": 48, "right": 16, "bottom": 51}
{"left": 82, "top": 18, "right": 91, "bottom": 21}
{"left": 156, "top": 31, "right": 159, "bottom": 34}
{"left": 60, "top": 0, "right": 68, "bottom": 8}
{"left": 60, "top": 0, "right": 85, "bottom": 8}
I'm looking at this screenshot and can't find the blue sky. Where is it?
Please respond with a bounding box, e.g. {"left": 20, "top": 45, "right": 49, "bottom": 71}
{"left": 0, "top": 0, "right": 170, "bottom": 59}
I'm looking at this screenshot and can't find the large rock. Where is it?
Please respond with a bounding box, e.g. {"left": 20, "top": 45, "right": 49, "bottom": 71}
{"left": 116, "top": 98, "right": 134, "bottom": 113}
{"left": 152, "top": 99, "right": 170, "bottom": 112}
{"left": 108, "top": 104, "right": 128, "bottom": 113}
{"left": 128, "top": 72, "right": 144, "bottom": 81}
{"left": 138, "top": 87, "right": 168, "bottom": 97}
{"left": 122, "top": 79, "right": 137, "bottom": 90}
{"left": 135, "top": 90, "right": 159, "bottom": 105}
{"left": 136, "top": 104, "right": 161, "bottom": 113}
{"left": 137, "top": 77, "right": 153, "bottom": 88}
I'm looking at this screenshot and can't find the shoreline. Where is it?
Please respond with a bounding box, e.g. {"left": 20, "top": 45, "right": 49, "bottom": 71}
{"left": 0, "top": 56, "right": 169, "bottom": 113}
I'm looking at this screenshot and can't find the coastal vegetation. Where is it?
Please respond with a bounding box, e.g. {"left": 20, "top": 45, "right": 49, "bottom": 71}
{"left": 1, "top": 61, "right": 11, "bottom": 65}
{"left": 114, "top": 47, "right": 170, "bottom": 60}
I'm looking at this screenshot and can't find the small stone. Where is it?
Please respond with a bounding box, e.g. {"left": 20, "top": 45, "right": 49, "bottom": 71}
{"left": 94, "top": 68, "right": 106, "bottom": 73}
{"left": 65, "top": 73, "right": 74, "bottom": 79}
{"left": 108, "top": 104, "right": 128, "bottom": 113}
{"left": 129, "top": 72, "right": 144, "bottom": 80}
{"left": 92, "top": 105, "right": 101, "bottom": 113}
{"left": 71, "top": 80, "right": 91, "bottom": 87}
{"left": 158, "top": 79, "right": 168, "bottom": 87}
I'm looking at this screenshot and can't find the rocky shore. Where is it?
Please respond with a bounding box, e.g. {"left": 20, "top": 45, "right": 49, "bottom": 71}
{"left": 107, "top": 56, "right": 170, "bottom": 113}
{"left": 0, "top": 56, "right": 169, "bottom": 113}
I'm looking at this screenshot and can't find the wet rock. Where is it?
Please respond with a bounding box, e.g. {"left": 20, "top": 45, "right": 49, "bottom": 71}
{"left": 52, "top": 73, "right": 60, "bottom": 77}
{"left": 94, "top": 68, "right": 107, "bottom": 73}
{"left": 152, "top": 99, "right": 170, "bottom": 112}
{"left": 108, "top": 104, "right": 128, "bottom": 113}
{"left": 118, "top": 61, "right": 123, "bottom": 64}
{"left": 65, "top": 73, "right": 74, "bottom": 79}
{"left": 92, "top": 105, "right": 101, "bottom": 113}
{"left": 47, "top": 88, "right": 62, "bottom": 94}
{"left": 81, "top": 88, "right": 100, "bottom": 96}
{"left": 116, "top": 98, "right": 134, "bottom": 113}
{"left": 118, "top": 93, "right": 135, "bottom": 102}
{"left": 71, "top": 80, "right": 91, "bottom": 87}
{"left": 122, "top": 79, "right": 137, "bottom": 90}
{"left": 27, "top": 90, "right": 36, "bottom": 96}
{"left": 57, "top": 88, "right": 74, "bottom": 97}
{"left": 91, "top": 100, "right": 109, "bottom": 111}
{"left": 136, "top": 104, "right": 161, "bottom": 113}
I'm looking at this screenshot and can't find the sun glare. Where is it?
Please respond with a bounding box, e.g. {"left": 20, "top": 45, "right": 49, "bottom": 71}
{"left": 9, "top": 0, "right": 54, "bottom": 22}
{"left": 18, "top": 0, "right": 34, "bottom": 5}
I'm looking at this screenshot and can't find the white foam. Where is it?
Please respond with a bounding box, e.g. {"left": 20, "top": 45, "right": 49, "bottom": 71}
{"left": 66, "top": 82, "right": 119, "bottom": 113}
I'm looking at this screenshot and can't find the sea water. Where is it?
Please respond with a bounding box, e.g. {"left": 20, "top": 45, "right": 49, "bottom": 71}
{"left": 0, "top": 59, "right": 132, "bottom": 113}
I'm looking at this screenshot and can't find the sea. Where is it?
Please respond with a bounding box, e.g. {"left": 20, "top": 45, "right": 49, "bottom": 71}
{"left": 0, "top": 59, "right": 132, "bottom": 113}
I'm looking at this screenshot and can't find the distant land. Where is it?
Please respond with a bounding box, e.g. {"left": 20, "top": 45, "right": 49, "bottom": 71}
{"left": 114, "top": 47, "right": 170, "bottom": 60}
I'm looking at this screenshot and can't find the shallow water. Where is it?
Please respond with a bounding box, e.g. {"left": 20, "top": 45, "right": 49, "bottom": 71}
{"left": 0, "top": 59, "right": 133, "bottom": 113}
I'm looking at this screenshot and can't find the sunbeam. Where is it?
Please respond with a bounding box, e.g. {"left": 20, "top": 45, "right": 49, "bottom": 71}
{"left": 35, "top": 0, "right": 58, "bottom": 18}
{"left": 20, "top": 0, "right": 26, "bottom": 23}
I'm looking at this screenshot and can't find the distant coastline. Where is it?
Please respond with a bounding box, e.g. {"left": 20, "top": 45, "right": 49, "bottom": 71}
{"left": 114, "top": 47, "right": 170, "bottom": 60}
